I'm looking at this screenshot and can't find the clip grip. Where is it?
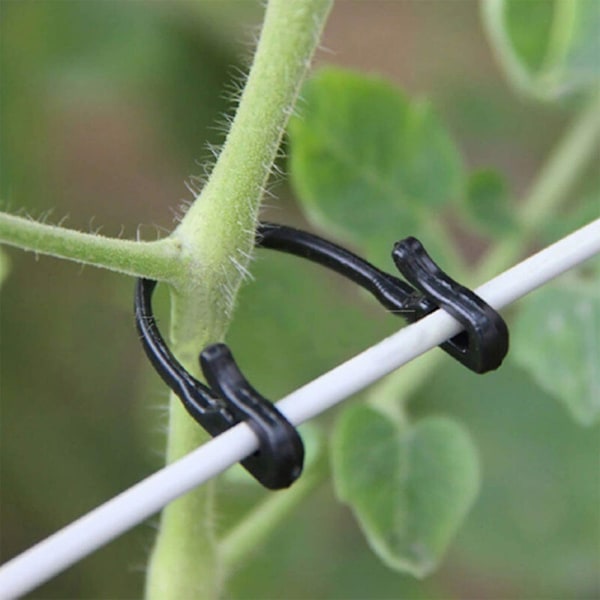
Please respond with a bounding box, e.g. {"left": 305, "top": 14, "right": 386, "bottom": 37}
{"left": 200, "top": 344, "right": 304, "bottom": 489}
{"left": 393, "top": 237, "right": 509, "bottom": 373}
{"left": 135, "top": 278, "right": 304, "bottom": 490}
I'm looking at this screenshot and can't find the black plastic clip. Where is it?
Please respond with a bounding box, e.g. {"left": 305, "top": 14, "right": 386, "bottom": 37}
{"left": 135, "top": 279, "right": 304, "bottom": 490}
{"left": 135, "top": 222, "right": 508, "bottom": 491}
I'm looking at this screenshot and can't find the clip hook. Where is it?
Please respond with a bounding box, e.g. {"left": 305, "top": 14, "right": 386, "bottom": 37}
{"left": 135, "top": 278, "right": 304, "bottom": 490}
{"left": 392, "top": 237, "right": 509, "bottom": 373}
{"left": 256, "top": 223, "right": 508, "bottom": 373}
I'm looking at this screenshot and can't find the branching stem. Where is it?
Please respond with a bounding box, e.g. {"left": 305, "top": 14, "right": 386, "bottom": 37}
{"left": 4, "top": 1, "right": 594, "bottom": 595}
{"left": 1, "top": 1, "right": 333, "bottom": 596}
{"left": 0, "top": 212, "right": 181, "bottom": 281}
{"left": 145, "top": 1, "right": 332, "bottom": 598}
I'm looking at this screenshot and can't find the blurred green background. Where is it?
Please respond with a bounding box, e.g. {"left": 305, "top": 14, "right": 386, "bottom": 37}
{"left": 1, "top": 1, "right": 598, "bottom": 599}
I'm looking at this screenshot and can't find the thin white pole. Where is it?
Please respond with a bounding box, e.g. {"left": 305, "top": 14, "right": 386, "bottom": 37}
{"left": 1, "top": 218, "right": 599, "bottom": 600}
{"left": 279, "top": 217, "right": 600, "bottom": 424}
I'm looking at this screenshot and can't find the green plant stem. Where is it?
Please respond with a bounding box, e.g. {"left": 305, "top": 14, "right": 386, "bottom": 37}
{"left": 220, "top": 456, "right": 328, "bottom": 571}
{"left": 477, "top": 90, "right": 600, "bottom": 280}
{"left": 481, "top": 0, "right": 535, "bottom": 99}
{"left": 172, "top": 0, "right": 333, "bottom": 333}
{"left": 145, "top": 1, "right": 332, "bottom": 598}
{"left": 520, "top": 93, "right": 600, "bottom": 224}
{"left": 0, "top": 211, "right": 180, "bottom": 280}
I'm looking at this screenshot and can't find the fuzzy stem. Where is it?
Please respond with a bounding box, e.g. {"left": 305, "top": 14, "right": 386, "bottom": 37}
{"left": 0, "top": 211, "right": 181, "bottom": 280}
{"left": 145, "top": 1, "right": 332, "bottom": 598}
{"left": 172, "top": 0, "right": 334, "bottom": 330}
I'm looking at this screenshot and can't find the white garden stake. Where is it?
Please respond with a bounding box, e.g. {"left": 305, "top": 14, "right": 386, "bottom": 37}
{"left": 0, "top": 218, "right": 599, "bottom": 600}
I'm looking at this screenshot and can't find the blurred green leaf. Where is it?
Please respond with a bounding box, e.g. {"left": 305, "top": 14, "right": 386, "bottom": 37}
{"left": 503, "top": 0, "right": 556, "bottom": 73}
{"left": 288, "top": 67, "right": 465, "bottom": 268}
{"left": 228, "top": 243, "right": 398, "bottom": 399}
{"left": 414, "top": 361, "right": 600, "bottom": 596}
{"left": 331, "top": 405, "right": 480, "bottom": 578}
{"left": 512, "top": 280, "right": 600, "bottom": 425}
{"left": 464, "top": 170, "right": 516, "bottom": 237}
{"left": 0, "top": 249, "right": 10, "bottom": 287}
{"left": 482, "top": 0, "right": 600, "bottom": 101}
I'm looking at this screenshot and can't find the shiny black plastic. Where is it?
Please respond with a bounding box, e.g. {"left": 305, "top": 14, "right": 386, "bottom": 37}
{"left": 135, "top": 222, "right": 509, "bottom": 491}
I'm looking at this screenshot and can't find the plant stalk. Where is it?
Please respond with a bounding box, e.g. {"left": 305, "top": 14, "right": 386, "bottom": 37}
{"left": 145, "top": 1, "right": 332, "bottom": 598}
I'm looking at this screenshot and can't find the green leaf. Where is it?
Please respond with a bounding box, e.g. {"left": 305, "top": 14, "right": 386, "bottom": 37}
{"left": 331, "top": 405, "right": 480, "bottom": 577}
{"left": 413, "top": 360, "right": 600, "bottom": 595}
{"left": 288, "top": 66, "right": 464, "bottom": 268}
{"left": 0, "top": 248, "right": 9, "bottom": 287}
{"left": 482, "top": 0, "right": 600, "bottom": 101}
{"left": 464, "top": 170, "right": 516, "bottom": 237}
{"left": 512, "top": 280, "right": 600, "bottom": 425}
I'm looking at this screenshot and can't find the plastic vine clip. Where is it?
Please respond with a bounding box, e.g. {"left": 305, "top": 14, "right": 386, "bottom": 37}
{"left": 135, "top": 222, "right": 509, "bottom": 490}
{"left": 256, "top": 222, "right": 509, "bottom": 373}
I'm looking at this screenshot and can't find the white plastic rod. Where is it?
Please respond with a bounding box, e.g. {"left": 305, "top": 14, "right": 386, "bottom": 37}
{"left": 1, "top": 218, "right": 599, "bottom": 600}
